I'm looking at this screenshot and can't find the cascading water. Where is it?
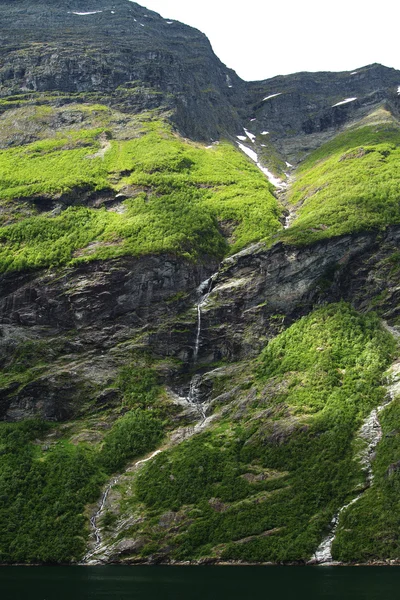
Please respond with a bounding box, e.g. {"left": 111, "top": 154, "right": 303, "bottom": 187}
{"left": 192, "top": 274, "right": 216, "bottom": 363}
{"left": 186, "top": 273, "right": 218, "bottom": 420}
{"left": 312, "top": 356, "right": 400, "bottom": 564}
{"left": 83, "top": 449, "right": 163, "bottom": 563}
{"left": 84, "top": 273, "right": 219, "bottom": 563}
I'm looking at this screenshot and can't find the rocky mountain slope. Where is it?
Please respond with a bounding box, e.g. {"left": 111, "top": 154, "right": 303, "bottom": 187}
{"left": 1, "top": 0, "right": 400, "bottom": 566}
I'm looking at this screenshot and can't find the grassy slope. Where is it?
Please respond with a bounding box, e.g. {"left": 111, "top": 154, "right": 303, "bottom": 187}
{"left": 281, "top": 116, "right": 400, "bottom": 246}
{"left": 0, "top": 104, "right": 282, "bottom": 272}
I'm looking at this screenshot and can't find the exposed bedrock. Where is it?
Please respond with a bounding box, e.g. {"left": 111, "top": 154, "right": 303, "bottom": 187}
{"left": 2, "top": 226, "right": 400, "bottom": 421}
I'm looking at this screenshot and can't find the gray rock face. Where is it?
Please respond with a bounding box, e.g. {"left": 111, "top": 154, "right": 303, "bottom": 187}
{"left": 244, "top": 64, "right": 400, "bottom": 161}
{"left": 0, "top": 0, "right": 244, "bottom": 140}
{"left": 0, "top": 254, "right": 218, "bottom": 420}
{"left": 3, "top": 226, "right": 400, "bottom": 422}
{"left": 0, "top": 1, "right": 398, "bottom": 147}
{"left": 179, "top": 227, "right": 400, "bottom": 363}
{"left": 1, "top": 0, "right": 400, "bottom": 424}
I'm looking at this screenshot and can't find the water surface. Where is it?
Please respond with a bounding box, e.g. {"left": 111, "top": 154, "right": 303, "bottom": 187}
{"left": 1, "top": 565, "right": 399, "bottom": 600}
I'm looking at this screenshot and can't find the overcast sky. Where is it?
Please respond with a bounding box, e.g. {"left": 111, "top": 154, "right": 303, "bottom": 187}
{"left": 138, "top": 0, "right": 399, "bottom": 81}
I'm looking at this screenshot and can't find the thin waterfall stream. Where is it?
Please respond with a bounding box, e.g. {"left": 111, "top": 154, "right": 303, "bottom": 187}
{"left": 83, "top": 273, "right": 218, "bottom": 563}
{"left": 186, "top": 273, "right": 218, "bottom": 420}
{"left": 312, "top": 353, "right": 400, "bottom": 564}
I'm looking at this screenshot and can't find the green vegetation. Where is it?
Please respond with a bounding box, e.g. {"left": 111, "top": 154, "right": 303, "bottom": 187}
{"left": 0, "top": 420, "right": 102, "bottom": 563}
{"left": 282, "top": 123, "right": 400, "bottom": 245}
{"left": 100, "top": 410, "right": 163, "bottom": 474}
{"left": 0, "top": 363, "right": 166, "bottom": 564}
{"left": 0, "top": 305, "right": 397, "bottom": 564}
{"left": 333, "top": 397, "right": 400, "bottom": 561}
{"left": 133, "top": 304, "right": 395, "bottom": 562}
{"left": 0, "top": 109, "right": 282, "bottom": 272}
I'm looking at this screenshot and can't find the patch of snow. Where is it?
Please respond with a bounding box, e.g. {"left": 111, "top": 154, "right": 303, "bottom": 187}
{"left": 350, "top": 71, "right": 358, "bottom": 75}
{"left": 261, "top": 131, "right": 269, "bottom": 135}
{"left": 134, "top": 18, "right": 137, "bottom": 22}
{"left": 237, "top": 143, "right": 287, "bottom": 189}
{"left": 237, "top": 142, "right": 258, "bottom": 162}
{"left": 250, "top": 118, "right": 256, "bottom": 122}
{"left": 261, "top": 144, "right": 266, "bottom": 147}
{"left": 71, "top": 11, "right": 103, "bottom": 15}
{"left": 237, "top": 135, "right": 247, "bottom": 141}
{"left": 397, "top": 86, "right": 400, "bottom": 95}
{"left": 263, "top": 92, "right": 282, "bottom": 101}
{"left": 111, "top": 10, "right": 115, "bottom": 14}
{"left": 285, "top": 161, "right": 293, "bottom": 168}
{"left": 166, "top": 21, "right": 174, "bottom": 24}
{"left": 332, "top": 97, "right": 357, "bottom": 107}
{"left": 226, "top": 74, "right": 233, "bottom": 88}
{"left": 140, "top": 23, "right": 145, "bottom": 27}
{"left": 258, "top": 164, "right": 287, "bottom": 188}
{"left": 244, "top": 129, "right": 256, "bottom": 143}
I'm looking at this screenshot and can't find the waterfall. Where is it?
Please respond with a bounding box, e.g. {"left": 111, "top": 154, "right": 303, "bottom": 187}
{"left": 83, "top": 449, "right": 164, "bottom": 563}
{"left": 312, "top": 359, "right": 400, "bottom": 564}
{"left": 193, "top": 305, "right": 202, "bottom": 363}
{"left": 187, "top": 373, "right": 206, "bottom": 421}
{"left": 83, "top": 477, "right": 119, "bottom": 561}
{"left": 192, "top": 273, "right": 217, "bottom": 363}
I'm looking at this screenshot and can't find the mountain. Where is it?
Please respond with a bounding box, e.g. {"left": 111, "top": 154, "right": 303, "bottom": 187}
{"left": 1, "top": 0, "right": 400, "bottom": 566}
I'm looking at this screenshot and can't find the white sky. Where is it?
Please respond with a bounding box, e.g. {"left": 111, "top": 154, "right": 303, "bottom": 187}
{"left": 138, "top": 0, "right": 399, "bottom": 81}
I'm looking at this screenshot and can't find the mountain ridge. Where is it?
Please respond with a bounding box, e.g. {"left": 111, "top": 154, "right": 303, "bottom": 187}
{"left": 1, "top": 0, "right": 400, "bottom": 567}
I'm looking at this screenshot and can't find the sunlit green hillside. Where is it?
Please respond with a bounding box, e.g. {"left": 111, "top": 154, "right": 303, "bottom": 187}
{"left": 281, "top": 112, "right": 400, "bottom": 245}
{"left": 0, "top": 106, "right": 282, "bottom": 272}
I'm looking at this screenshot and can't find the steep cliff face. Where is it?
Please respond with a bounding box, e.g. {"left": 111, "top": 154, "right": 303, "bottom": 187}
{"left": 1, "top": 0, "right": 400, "bottom": 567}
{"left": 0, "top": 0, "right": 245, "bottom": 139}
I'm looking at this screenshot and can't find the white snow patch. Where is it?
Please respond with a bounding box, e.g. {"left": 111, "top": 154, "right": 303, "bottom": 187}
{"left": 237, "top": 135, "right": 247, "bottom": 141}
{"left": 244, "top": 129, "right": 256, "bottom": 143}
{"left": 111, "top": 10, "right": 115, "bottom": 14}
{"left": 71, "top": 11, "right": 103, "bottom": 15}
{"left": 261, "top": 131, "right": 269, "bottom": 135}
{"left": 140, "top": 23, "right": 145, "bottom": 26}
{"left": 134, "top": 18, "right": 137, "bottom": 21}
{"left": 350, "top": 71, "right": 358, "bottom": 75}
{"left": 332, "top": 97, "right": 357, "bottom": 107}
{"left": 285, "top": 161, "right": 293, "bottom": 168}
{"left": 226, "top": 74, "right": 233, "bottom": 88}
{"left": 166, "top": 21, "right": 174, "bottom": 24}
{"left": 261, "top": 144, "right": 266, "bottom": 147}
{"left": 237, "top": 143, "right": 287, "bottom": 189}
{"left": 250, "top": 118, "right": 256, "bottom": 122}
{"left": 237, "top": 142, "right": 258, "bottom": 162}
{"left": 397, "top": 86, "right": 400, "bottom": 95}
{"left": 263, "top": 92, "right": 282, "bottom": 101}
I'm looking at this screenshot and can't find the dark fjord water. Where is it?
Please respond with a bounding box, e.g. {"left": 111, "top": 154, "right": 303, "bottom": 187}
{"left": 1, "top": 566, "right": 399, "bottom": 600}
